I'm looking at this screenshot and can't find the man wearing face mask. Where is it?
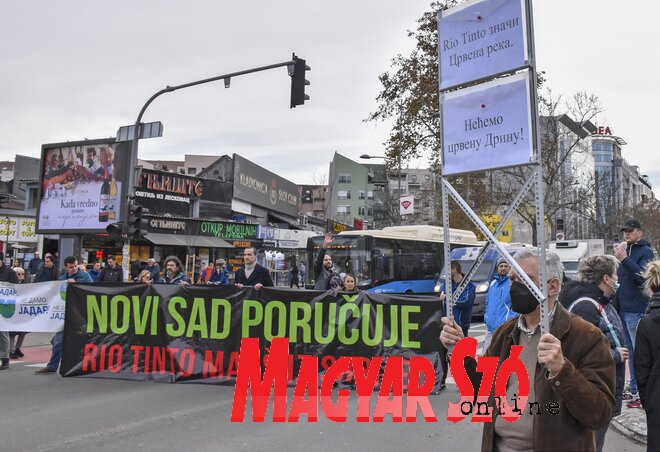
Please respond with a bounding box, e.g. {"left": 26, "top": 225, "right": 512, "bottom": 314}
{"left": 440, "top": 248, "right": 615, "bottom": 451}
{"left": 559, "top": 255, "right": 627, "bottom": 451}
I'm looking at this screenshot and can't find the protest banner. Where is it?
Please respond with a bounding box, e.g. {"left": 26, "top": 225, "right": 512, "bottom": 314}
{"left": 59, "top": 284, "right": 445, "bottom": 387}
{"left": 0, "top": 281, "right": 66, "bottom": 332}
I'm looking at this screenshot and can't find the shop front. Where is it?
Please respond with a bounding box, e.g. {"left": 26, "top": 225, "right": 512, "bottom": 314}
{"left": 0, "top": 213, "right": 39, "bottom": 268}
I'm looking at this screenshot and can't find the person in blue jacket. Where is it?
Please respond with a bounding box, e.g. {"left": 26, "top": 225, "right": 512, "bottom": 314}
{"left": 209, "top": 259, "right": 229, "bottom": 285}
{"left": 614, "top": 218, "right": 655, "bottom": 407}
{"left": 483, "top": 258, "right": 519, "bottom": 353}
{"left": 439, "top": 260, "right": 476, "bottom": 337}
{"left": 35, "top": 256, "right": 93, "bottom": 374}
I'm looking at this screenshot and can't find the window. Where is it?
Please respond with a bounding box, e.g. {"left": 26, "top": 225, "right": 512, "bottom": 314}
{"left": 358, "top": 206, "right": 365, "bottom": 216}
{"left": 187, "top": 167, "right": 197, "bottom": 175}
{"left": 358, "top": 191, "right": 366, "bottom": 200}
{"left": 337, "top": 190, "right": 351, "bottom": 200}
{"left": 367, "top": 191, "right": 374, "bottom": 200}
{"left": 367, "top": 207, "right": 373, "bottom": 216}
{"left": 337, "top": 205, "right": 351, "bottom": 215}
{"left": 338, "top": 173, "right": 352, "bottom": 183}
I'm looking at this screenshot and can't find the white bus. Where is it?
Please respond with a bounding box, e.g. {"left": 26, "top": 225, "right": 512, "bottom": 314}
{"left": 306, "top": 225, "right": 478, "bottom": 293}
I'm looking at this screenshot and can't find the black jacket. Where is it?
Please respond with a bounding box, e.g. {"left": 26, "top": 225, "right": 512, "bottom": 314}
{"left": 234, "top": 264, "right": 273, "bottom": 287}
{"left": 0, "top": 264, "right": 18, "bottom": 283}
{"left": 560, "top": 281, "right": 626, "bottom": 415}
{"left": 35, "top": 265, "right": 59, "bottom": 282}
{"left": 634, "top": 293, "right": 660, "bottom": 451}
{"left": 99, "top": 265, "right": 123, "bottom": 283}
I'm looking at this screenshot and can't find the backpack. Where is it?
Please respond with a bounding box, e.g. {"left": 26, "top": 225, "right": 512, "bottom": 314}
{"left": 568, "top": 296, "right": 622, "bottom": 348}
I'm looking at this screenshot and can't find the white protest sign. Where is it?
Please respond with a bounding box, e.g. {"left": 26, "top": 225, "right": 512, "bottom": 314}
{"left": 0, "top": 281, "right": 66, "bottom": 332}
{"left": 439, "top": 0, "right": 528, "bottom": 89}
{"left": 441, "top": 71, "right": 533, "bottom": 175}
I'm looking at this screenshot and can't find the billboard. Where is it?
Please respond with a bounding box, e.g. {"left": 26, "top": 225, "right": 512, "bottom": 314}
{"left": 232, "top": 154, "right": 300, "bottom": 218}
{"left": 37, "top": 139, "right": 130, "bottom": 233}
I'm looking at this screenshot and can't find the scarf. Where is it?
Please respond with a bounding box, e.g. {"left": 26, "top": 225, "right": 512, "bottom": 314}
{"left": 244, "top": 262, "right": 256, "bottom": 280}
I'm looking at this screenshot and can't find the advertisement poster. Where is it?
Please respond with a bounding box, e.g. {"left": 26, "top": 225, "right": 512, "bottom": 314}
{"left": 37, "top": 140, "right": 130, "bottom": 232}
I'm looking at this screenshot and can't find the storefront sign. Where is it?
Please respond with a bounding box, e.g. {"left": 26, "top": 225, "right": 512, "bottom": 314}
{"left": 0, "top": 216, "right": 38, "bottom": 243}
{"left": 200, "top": 221, "right": 257, "bottom": 240}
{"left": 148, "top": 218, "right": 186, "bottom": 232}
{"left": 327, "top": 219, "right": 352, "bottom": 234}
{"left": 233, "top": 154, "right": 300, "bottom": 218}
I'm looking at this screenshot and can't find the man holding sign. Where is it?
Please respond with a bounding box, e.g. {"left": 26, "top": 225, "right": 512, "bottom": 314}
{"left": 440, "top": 248, "right": 615, "bottom": 451}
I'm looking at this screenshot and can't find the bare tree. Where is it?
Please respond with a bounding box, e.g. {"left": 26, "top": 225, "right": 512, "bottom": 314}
{"left": 490, "top": 91, "right": 604, "bottom": 243}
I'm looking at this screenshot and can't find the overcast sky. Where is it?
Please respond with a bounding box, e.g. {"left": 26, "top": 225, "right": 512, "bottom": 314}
{"left": 1, "top": 0, "right": 658, "bottom": 195}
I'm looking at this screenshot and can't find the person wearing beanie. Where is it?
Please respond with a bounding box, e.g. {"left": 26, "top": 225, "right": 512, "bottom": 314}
{"left": 483, "top": 257, "right": 518, "bottom": 352}
{"left": 0, "top": 251, "right": 19, "bottom": 370}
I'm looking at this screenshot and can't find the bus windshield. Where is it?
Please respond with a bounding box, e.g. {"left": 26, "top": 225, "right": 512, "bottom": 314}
{"left": 307, "top": 235, "right": 371, "bottom": 286}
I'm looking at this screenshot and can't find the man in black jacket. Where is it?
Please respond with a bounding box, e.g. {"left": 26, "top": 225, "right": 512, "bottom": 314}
{"left": 234, "top": 247, "right": 273, "bottom": 290}
{"left": 0, "top": 252, "right": 18, "bottom": 370}
{"left": 35, "top": 254, "right": 58, "bottom": 282}
{"left": 99, "top": 256, "right": 123, "bottom": 283}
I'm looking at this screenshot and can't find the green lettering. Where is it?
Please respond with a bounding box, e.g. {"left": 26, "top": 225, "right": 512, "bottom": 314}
{"left": 210, "top": 298, "right": 231, "bottom": 339}
{"left": 289, "top": 302, "right": 312, "bottom": 343}
{"left": 401, "top": 305, "right": 420, "bottom": 348}
{"left": 361, "top": 303, "right": 383, "bottom": 346}
{"left": 166, "top": 296, "right": 187, "bottom": 337}
{"left": 383, "top": 305, "right": 399, "bottom": 347}
{"left": 110, "top": 295, "right": 131, "bottom": 334}
{"left": 86, "top": 295, "right": 107, "bottom": 333}
{"left": 241, "top": 299, "right": 263, "bottom": 337}
{"left": 342, "top": 294, "right": 360, "bottom": 303}
{"left": 314, "top": 302, "right": 336, "bottom": 344}
{"left": 133, "top": 295, "right": 154, "bottom": 335}
{"left": 338, "top": 303, "right": 359, "bottom": 345}
{"left": 186, "top": 298, "right": 209, "bottom": 338}
{"left": 264, "top": 300, "right": 287, "bottom": 341}
{"left": 149, "top": 296, "right": 159, "bottom": 335}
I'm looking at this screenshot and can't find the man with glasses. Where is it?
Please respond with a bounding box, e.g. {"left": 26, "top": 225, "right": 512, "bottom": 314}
{"left": 234, "top": 247, "right": 272, "bottom": 290}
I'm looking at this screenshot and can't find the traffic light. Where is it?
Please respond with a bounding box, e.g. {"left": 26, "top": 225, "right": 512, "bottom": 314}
{"left": 106, "top": 222, "right": 124, "bottom": 242}
{"left": 127, "top": 203, "right": 149, "bottom": 241}
{"left": 290, "top": 53, "right": 310, "bottom": 108}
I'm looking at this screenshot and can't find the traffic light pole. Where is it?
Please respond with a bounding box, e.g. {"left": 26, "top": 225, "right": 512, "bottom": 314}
{"left": 126, "top": 55, "right": 307, "bottom": 219}
{"left": 122, "top": 55, "right": 309, "bottom": 280}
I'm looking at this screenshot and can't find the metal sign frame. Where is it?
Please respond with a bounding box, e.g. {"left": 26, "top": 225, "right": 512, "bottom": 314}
{"left": 439, "top": 0, "right": 549, "bottom": 336}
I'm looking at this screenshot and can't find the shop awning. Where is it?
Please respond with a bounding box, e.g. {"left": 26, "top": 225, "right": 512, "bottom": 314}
{"left": 145, "top": 233, "right": 234, "bottom": 249}
{"left": 268, "top": 212, "right": 303, "bottom": 230}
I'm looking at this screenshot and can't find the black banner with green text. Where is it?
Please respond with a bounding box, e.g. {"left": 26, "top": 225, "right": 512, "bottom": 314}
{"left": 61, "top": 284, "right": 445, "bottom": 385}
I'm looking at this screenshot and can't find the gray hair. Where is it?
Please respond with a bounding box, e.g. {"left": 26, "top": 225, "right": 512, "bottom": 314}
{"left": 578, "top": 255, "right": 617, "bottom": 285}
{"left": 513, "top": 247, "right": 564, "bottom": 285}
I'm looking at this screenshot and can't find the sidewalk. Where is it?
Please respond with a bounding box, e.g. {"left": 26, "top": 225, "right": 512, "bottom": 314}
{"left": 611, "top": 403, "right": 647, "bottom": 445}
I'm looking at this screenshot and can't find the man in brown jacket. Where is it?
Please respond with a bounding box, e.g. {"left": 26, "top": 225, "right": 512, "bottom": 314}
{"left": 440, "top": 248, "right": 615, "bottom": 451}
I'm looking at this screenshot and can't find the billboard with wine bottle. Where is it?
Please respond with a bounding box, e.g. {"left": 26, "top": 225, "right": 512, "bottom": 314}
{"left": 36, "top": 138, "right": 130, "bottom": 233}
